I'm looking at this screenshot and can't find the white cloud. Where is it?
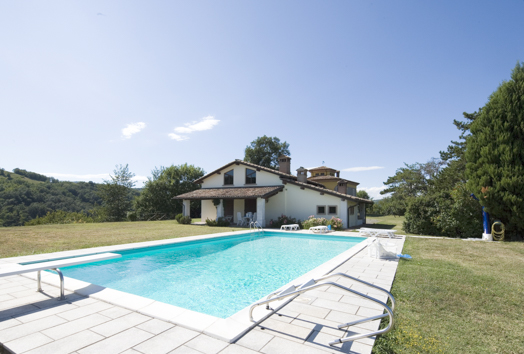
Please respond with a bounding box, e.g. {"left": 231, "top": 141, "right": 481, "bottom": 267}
{"left": 122, "top": 122, "right": 146, "bottom": 139}
{"left": 343, "top": 166, "right": 384, "bottom": 172}
{"left": 168, "top": 133, "right": 189, "bottom": 141}
{"left": 360, "top": 186, "right": 388, "bottom": 199}
{"left": 170, "top": 116, "right": 220, "bottom": 140}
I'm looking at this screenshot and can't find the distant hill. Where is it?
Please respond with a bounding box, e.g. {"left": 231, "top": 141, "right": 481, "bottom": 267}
{"left": 0, "top": 168, "right": 103, "bottom": 227}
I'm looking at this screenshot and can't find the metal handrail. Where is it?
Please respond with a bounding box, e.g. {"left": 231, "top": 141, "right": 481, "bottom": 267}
{"left": 249, "top": 221, "right": 262, "bottom": 231}
{"left": 37, "top": 268, "right": 65, "bottom": 300}
{"left": 249, "top": 275, "right": 395, "bottom": 346}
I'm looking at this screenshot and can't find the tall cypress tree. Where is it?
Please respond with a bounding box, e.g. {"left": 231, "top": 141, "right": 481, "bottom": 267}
{"left": 466, "top": 62, "right": 524, "bottom": 237}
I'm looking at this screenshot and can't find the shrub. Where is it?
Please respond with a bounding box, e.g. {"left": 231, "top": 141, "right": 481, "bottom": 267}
{"left": 127, "top": 211, "right": 138, "bottom": 221}
{"left": 178, "top": 216, "right": 192, "bottom": 224}
{"left": 175, "top": 213, "right": 184, "bottom": 222}
{"left": 205, "top": 217, "right": 230, "bottom": 227}
{"left": 268, "top": 214, "right": 301, "bottom": 229}
{"left": 328, "top": 217, "right": 343, "bottom": 231}
{"left": 302, "top": 215, "right": 328, "bottom": 229}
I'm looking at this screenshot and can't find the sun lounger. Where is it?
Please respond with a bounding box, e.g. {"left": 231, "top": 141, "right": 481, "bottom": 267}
{"left": 309, "top": 226, "right": 329, "bottom": 233}
{"left": 0, "top": 253, "right": 121, "bottom": 300}
{"left": 280, "top": 224, "right": 299, "bottom": 231}
{"left": 359, "top": 228, "right": 397, "bottom": 238}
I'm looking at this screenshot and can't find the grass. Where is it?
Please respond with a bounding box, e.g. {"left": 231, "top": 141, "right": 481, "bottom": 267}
{"left": 2, "top": 219, "right": 523, "bottom": 353}
{"left": 0, "top": 220, "right": 246, "bottom": 258}
{"left": 373, "top": 237, "right": 524, "bottom": 354}
{"left": 365, "top": 214, "right": 408, "bottom": 233}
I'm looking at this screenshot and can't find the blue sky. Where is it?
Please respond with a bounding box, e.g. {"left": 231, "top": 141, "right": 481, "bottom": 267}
{"left": 2, "top": 1, "right": 524, "bottom": 198}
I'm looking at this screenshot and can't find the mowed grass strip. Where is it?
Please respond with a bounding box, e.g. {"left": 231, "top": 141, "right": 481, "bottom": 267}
{"left": 373, "top": 237, "right": 524, "bottom": 354}
{"left": 0, "top": 220, "right": 247, "bottom": 258}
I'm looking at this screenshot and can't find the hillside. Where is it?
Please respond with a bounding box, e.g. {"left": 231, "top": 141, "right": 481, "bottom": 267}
{"left": 0, "top": 168, "right": 103, "bottom": 227}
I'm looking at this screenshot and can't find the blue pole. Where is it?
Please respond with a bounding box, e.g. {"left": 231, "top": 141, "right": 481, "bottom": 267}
{"left": 470, "top": 193, "right": 490, "bottom": 234}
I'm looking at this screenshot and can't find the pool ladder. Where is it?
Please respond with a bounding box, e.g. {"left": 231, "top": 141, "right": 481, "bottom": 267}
{"left": 248, "top": 273, "right": 395, "bottom": 346}
{"left": 249, "top": 221, "right": 262, "bottom": 232}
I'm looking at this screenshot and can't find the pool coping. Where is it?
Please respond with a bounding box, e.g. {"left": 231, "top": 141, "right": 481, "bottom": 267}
{"left": 0, "top": 229, "right": 368, "bottom": 343}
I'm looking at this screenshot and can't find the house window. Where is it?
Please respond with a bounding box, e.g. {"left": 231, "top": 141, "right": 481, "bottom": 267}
{"left": 328, "top": 206, "right": 337, "bottom": 215}
{"left": 349, "top": 206, "right": 355, "bottom": 215}
{"left": 224, "top": 170, "right": 234, "bottom": 185}
{"left": 245, "top": 168, "right": 256, "bottom": 184}
{"left": 317, "top": 206, "right": 326, "bottom": 215}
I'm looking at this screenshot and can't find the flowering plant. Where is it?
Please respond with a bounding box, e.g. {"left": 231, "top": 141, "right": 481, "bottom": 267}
{"left": 268, "top": 214, "right": 301, "bottom": 229}
{"left": 302, "top": 215, "right": 343, "bottom": 230}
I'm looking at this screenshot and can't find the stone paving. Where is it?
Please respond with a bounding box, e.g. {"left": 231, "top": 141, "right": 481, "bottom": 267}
{"left": 0, "top": 236, "right": 404, "bottom": 354}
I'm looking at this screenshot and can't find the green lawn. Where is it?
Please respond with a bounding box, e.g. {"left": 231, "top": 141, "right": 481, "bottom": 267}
{"left": 365, "top": 214, "right": 421, "bottom": 236}
{"left": 0, "top": 220, "right": 246, "bottom": 258}
{"left": 373, "top": 237, "right": 524, "bottom": 353}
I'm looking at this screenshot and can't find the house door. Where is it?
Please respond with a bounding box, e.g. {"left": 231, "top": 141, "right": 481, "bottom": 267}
{"left": 223, "top": 199, "right": 234, "bottom": 217}
{"left": 244, "top": 199, "right": 257, "bottom": 214}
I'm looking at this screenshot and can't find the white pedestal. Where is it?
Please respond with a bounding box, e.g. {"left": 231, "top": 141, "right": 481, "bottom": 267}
{"left": 482, "top": 233, "right": 493, "bottom": 241}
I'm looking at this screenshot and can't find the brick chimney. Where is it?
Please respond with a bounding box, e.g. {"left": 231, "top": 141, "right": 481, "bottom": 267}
{"left": 278, "top": 155, "right": 291, "bottom": 174}
{"left": 296, "top": 167, "right": 308, "bottom": 183}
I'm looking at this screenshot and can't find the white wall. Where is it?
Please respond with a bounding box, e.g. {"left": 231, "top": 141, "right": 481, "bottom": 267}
{"left": 201, "top": 200, "right": 216, "bottom": 222}
{"left": 233, "top": 199, "right": 245, "bottom": 224}
{"left": 201, "top": 164, "right": 282, "bottom": 188}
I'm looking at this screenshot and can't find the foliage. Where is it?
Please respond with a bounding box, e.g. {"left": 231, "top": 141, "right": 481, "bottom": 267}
{"left": 244, "top": 136, "right": 290, "bottom": 169}
{"left": 300, "top": 215, "right": 343, "bottom": 230}
{"left": 205, "top": 217, "right": 230, "bottom": 227}
{"left": 25, "top": 210, "right": 96, "bottom": 225}
{"left": 134, "top": 164, "right": 204, "bottom": 220}
{"left": 178, "top": 216, "right": 192, "bottom": 224}
{"left": 466, "top": 62, "right": 524, "bottom": 238}
{"left": 301, "top": 215, "right": 328, "bottom": 229}
{"left": 98, "top": 164, "right": 136, "bottom": 222}
{"left": 356, "top": 190, "right": 373, "bottom": 213}
{"left": 0, "top": 171, "right": 103, "bottom": 227}
{"left": 12, "top": 168, "right": 49, "bottom": 182}
{"left": 268, "top": 214, "right": 301, "bottom": 229}
{"left": 328, "top": 217, "right": 343, "bottom": 230}
{"left": 381, "top": 159, "right": 446, "bottom": 217}
{"left": 175, "top": 213, "right": 184, "bottom": 223}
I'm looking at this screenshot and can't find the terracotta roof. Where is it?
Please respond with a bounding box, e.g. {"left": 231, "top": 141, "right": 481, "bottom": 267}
{"left": 173, "top": 186, "right": 284, "bottom": 200}
{"left": 308, "top": 166, "right": 339, "bottom": 172}
{"left": 193, "top": 160, "right": 297, "bottom": 184}
{"left": 308, "top": 176, "right": 360, "bottom": 185}
{"left": 281, "top": 178, "right": 373, "bottom": 204}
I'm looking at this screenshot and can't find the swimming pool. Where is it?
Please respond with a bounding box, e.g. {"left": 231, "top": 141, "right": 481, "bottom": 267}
{"left": 58, "top": 231, "right": 364, "bottom": 318}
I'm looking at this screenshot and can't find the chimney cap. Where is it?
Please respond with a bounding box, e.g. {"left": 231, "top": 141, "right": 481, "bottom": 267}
{"left": 278, "top": 155, "right": 291, "bottom": 159}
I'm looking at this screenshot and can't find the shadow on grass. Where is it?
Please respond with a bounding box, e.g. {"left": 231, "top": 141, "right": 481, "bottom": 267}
{"left": 364, "top": 223, "right": 396, "bottom": 230}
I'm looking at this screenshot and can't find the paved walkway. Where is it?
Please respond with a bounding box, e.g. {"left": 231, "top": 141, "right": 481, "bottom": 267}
{"left": 0, "top": 236, "right": 404, "bottom": 354}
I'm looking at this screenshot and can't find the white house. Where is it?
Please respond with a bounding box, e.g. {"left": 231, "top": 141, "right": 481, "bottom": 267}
{"left": 174, "top": 156, "right": 372, "bottom": 229}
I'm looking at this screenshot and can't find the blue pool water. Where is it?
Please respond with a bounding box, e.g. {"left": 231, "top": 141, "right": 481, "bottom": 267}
{"left": 60, "top": 232, "right": 363, "bottom": 318}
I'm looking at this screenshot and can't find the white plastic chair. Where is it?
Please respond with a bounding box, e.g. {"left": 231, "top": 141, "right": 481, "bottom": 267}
{"left": 237, "top": 212, "right": 245, "bottom": 226}
{"left": 252, "top": 212, "right": 257, "bottom": 223}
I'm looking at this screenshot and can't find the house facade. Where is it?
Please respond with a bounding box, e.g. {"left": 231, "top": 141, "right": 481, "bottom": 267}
{"left": 174, "top": 156, "right": 372, "bottom": 229}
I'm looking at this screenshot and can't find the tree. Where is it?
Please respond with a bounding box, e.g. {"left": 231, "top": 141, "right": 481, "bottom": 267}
{"left": 466, "top": 62, "right": 524, "bottom": 237}
{"left": 356, "top": 190, "right": 374, "bottom": 214}
{"left": 135, "top": 164, "right": 205, "bottom": 220}
{"left": 98, "top": 164, "right": 136, "bottom": 222}
{"left": 244, "top": 136, "right": 290, "bottom": 169}
{"left": 380, "top": 159, "right": 445, "bottom": 216}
